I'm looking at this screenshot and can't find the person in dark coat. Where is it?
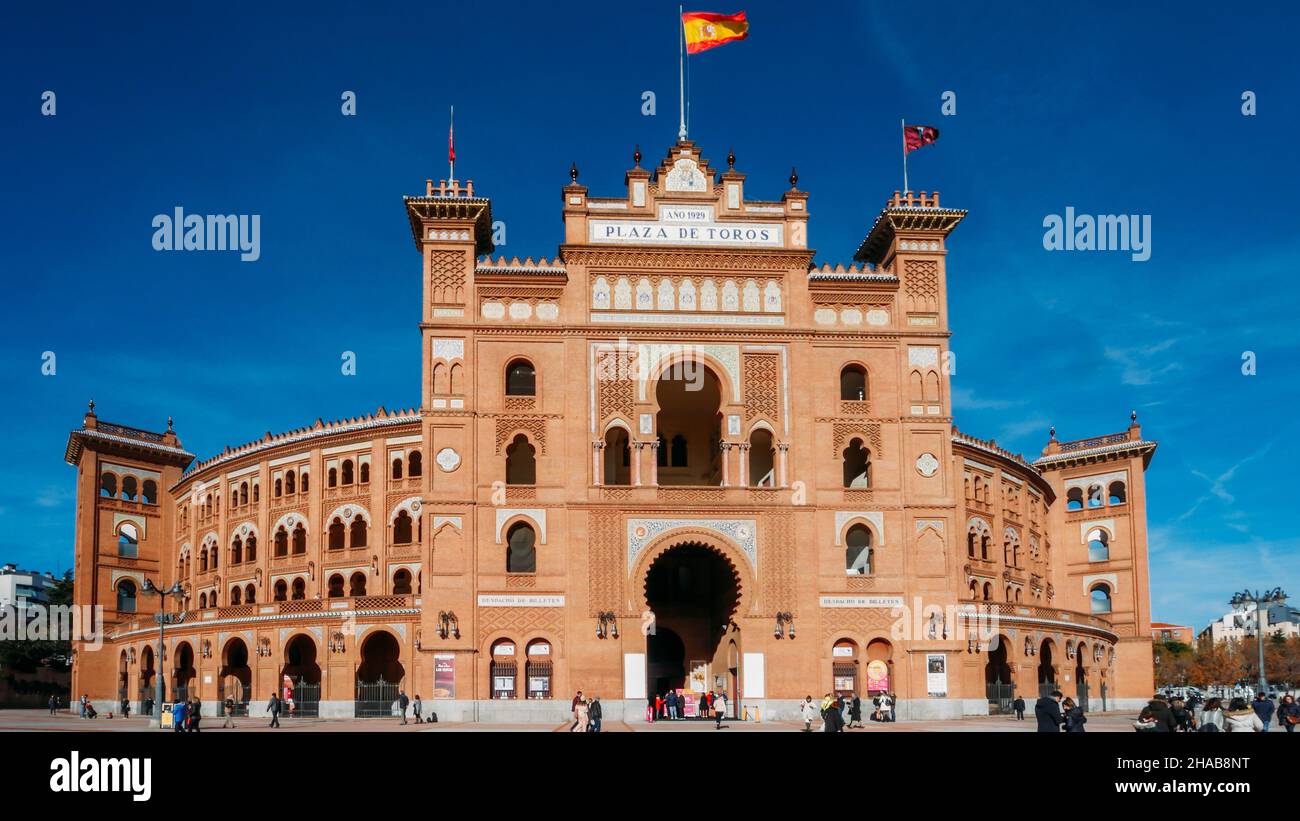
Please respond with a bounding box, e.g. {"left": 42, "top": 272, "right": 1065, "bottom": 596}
{"left": 267, "top": 692, "right": 281, "bottom": 728}
{"left": 1170, "top": 698, "right": 1195, "bottom": 732}
{"left": 1062, "top": 697, "right": 1086, "bottom": 732}
{"left": 822, "top": 699, "right": 843, "bottom": 732}
{"left": 1034, "top": 690, "right": 1064, "bottom": 732}
{"left": 588, "top": 695, "right": 603, "bottom": 732}
{"left": 1251, "top": 693, "right": 1276, "bottom": 731}
{"left": 1278, "top": 694, "right": 1300, "bottom": 732}
{"left": 849, "top": 695, "right": 862, "bottom": 728}
{"left": 1013, "top": 696, "right": 1026, "bottom": 720}
{"left": 1145, "top": 695, "right": 1178, "bottom": 733}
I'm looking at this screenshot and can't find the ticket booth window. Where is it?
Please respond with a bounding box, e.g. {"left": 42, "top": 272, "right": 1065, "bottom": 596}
{"left": 526, "top": 641, "right": 553, "bottom": 699}
{"left": 490, "top": 640, "right": 517, "bottom": 699}
{"left": 832, "top": 639, "right": 859, "bottom": 697}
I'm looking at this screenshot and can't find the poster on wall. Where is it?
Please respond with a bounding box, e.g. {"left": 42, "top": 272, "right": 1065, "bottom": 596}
{"left": 683, "top": 691, "right": 697, "bottom": 717}
{"left": 866, "top": 659, "right": 889, "bottom": 692}
{"left": 688, "top": 661, "right": 707, "bottom": 693}
{"left": 926, "top": 654, "right": 948, "bottom": 697}
{"left": 433, "top": 653, "right": 456, "bottom": 699}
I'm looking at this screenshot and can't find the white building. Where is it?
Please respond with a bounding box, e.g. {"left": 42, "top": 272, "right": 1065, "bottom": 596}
{"left": 1199, "top": 602, "right": 1300, "bottom": 644}
{"left": 0, "top": 564, "right": 61, "bottom": 611}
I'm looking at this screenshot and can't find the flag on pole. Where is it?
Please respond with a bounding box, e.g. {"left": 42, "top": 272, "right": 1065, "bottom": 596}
{"left": 903, "top": 124, "right": 940, "bottom": 154}
{"left": 682, "top": 11, "right": 749, "bottom": 54}
{"left": 449, "top": 108, "right": 456, "bottom": 164}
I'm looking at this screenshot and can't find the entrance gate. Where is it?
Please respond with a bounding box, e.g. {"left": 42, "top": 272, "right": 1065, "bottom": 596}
{"left": 288, "top": 679, "right": 321, "bottom": 717}
{"left": 219, "top": 676, "right": 251, "bottom": 716}
{"left": 986, "top": 679, "right": 1015, "bottom": 715}
{"left": 355, "top": 677, "right": 400, "bottom": 717}
{"left": 1077, "top": 678, "right": 1090, "bottom": 713}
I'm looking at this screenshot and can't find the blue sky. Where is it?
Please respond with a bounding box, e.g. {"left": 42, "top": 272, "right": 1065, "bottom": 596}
{"left": 1, "top": 1, "right": 1296, "bottom": 633}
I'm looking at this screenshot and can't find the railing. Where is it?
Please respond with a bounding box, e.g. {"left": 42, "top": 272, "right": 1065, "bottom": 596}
{"left": 353, "top": 595, "right": 409, "bottom": 610}
{"left": 1057, "top": 432, "right": 1130, "bottom": 453}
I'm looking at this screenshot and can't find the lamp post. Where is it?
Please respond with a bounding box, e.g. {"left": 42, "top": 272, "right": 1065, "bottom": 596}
{"left": 1230, "top": 587, "right": 1288, "bottom": 694}
{"left": 141, "top": 579, "right": 187, "bottom": 726}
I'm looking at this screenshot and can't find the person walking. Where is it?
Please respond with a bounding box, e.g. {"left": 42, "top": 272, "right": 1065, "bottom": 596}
{"left": 222, "top": 696, "right": 237, "bottom": 728}
{"left": 1062, "top": 697, "right": 1086, "bottom": 733}
{"left": 1145, "top": 694, "right": 1178, "bottom": 733}
{"left": 713, "top": 690, "right": 728, "bottom": 729}
{"left": 589, "top": 695, "right": 603, "bottom": 732}
{"left": 267, "top": 692, "right": 281, "bottom": 728}
{"left": 188, "top": 698, "right": 202, "bottom": 732}
{"left": 667, "top": 689, "right": 679, "bottom": 720}
{"left": 880, "top": 692, "right": 894, "bottom": 723}
{"left": 1170, "top": 698, "right": 1196, "bottom": 732}
{"left": 849, "top": 694, "right": 862, "bottom": 728}
{"left": 79, "top": 693, "right": 88, "bottom": 719}
{"left": 821, "top": 695, "right": 843, "bottom": 732}
{"left": 1251, "top": 692, "right": 1275, "bottom": 732}
{"left": 1013, "top": 696, "right": 1026, "bottom": 720}
{"left": 574, "top": 696, "right": 590, "bottom": 732}
{"left": 48, "top": 694, "right": 58, "bottom": 716}
{"left": 701, "top": 690, "right": 713, "bottom": 721}
{"left": 570, "top": 690, "right": 584, "bottom": 730}
{"left": 1199, "top": 697, "right": 1225, "bottom": 732}
{"left": 1225, "top": 697, "right": 1265, "bottom": 732}
{"left": 1277, "top": 694, "right": 1299, "bottom": 732}
{"left": 800, "top": 696, "right": 818, "bottom": 732}
{"left": 171, "top": 700, "right": 187, "bottom": 733}
{"left": 1035, "top": 690, "right": 1064, "bottom": 732}
{"left": 143, "top": 696, "right": 153, "bottom": 717}
{"left": 413, "top": 694, "right": 423, "bottom": 724}
{"left": 398, "top": 690, "right": 410, "bottom": 725}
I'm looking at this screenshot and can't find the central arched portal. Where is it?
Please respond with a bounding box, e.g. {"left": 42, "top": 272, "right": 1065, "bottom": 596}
{"left": 644, "top": 542, "right": 742, "bottom": 716}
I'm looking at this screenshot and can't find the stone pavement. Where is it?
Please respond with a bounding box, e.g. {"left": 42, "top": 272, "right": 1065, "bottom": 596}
{"left": 0, "top": 709, "right": 1215, "bottom": 733}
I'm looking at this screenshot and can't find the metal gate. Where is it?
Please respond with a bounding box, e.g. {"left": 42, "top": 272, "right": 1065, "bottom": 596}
{"left": 287, "top": 679, "right": 321, "bottom": 717}
{"left": 1077, "top": 679, "right": 1090, "bottom": 713}
{"left": 1038, "top": 681, "right": 1058, "bottom": 698}
{"left": 219, "top": 676, "right": 251, "bottom": 716}
{"left": 355, "top": 678, "right": 400, "bottom": 717}
{"left": 986, "top": 680, "right": 1015, "bottom": 715}
{"left": 1099, "top": 682, "right": 1108, "bottom": 712}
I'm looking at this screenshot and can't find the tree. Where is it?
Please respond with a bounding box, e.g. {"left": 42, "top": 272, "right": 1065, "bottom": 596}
{"left": 1189, "top": 641, "right": 1241, "bottom": 688}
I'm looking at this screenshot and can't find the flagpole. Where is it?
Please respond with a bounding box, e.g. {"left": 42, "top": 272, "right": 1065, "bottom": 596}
{"left": 678, "top": 6, "right": 687, "bottom": 140}
{"left": 901, "top": 117, "right": 908, "bottom": 194}
{"left": 450, "top": 105, "right": 455, "bottom": 182}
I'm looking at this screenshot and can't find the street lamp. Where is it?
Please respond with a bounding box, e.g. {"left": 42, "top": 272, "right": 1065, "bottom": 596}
{"left": 1230, "top": 587, "right": 1289, "bottom": 694}
{"left": 141, "top": 578, "right": 187, "bottom": 726}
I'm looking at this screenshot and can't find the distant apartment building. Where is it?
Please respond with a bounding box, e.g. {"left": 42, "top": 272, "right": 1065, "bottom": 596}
{"left": 0, "top": 564, "right": 61, "bottom": 611}
{"left": 1198, "top": 602, "right": 1300, "bottom": 644}
{"left": 1151, "top": 622, "right": 1194, "bottom": 644}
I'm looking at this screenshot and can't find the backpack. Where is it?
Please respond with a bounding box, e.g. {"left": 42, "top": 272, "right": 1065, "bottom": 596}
{"left": 1198, "top": 722, "right": 1220, "bottom": 732}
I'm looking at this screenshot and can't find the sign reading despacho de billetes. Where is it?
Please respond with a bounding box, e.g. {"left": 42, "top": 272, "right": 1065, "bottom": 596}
{"left": 819, "top": 595, "right": 905, "bottom": 609}
{"left": 477, "top": 594, "right": 565, "bottom": 607}
{"left": 589, "top": 205, "right": 784, "bottom": 248}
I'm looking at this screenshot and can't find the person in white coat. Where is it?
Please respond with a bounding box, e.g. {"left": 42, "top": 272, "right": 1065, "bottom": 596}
{"left": 1224, "top": 697, "right": 1264, "bottom": 732}
{"left": 799, "top": 695, "right": 818, "bottom": 732}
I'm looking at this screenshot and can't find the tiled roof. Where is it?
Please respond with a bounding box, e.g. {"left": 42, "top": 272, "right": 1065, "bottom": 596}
{"left": 65, "top": 427, "right": 194, "bottom": 467}
{"left": 1033, "top": 439, "right": 1156, "bottom": 466}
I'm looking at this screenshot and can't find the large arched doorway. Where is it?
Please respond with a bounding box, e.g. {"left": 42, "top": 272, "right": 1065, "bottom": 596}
{"left": 355, "top": 630, "right": 404, "bottom": 717}
{"left": 1038, "top": 639, "right": 1058, "bottom": 697}
{"left": 172, "top": 642, "right": 196, "bottom": 702}
{"left": 654, "top": 365, "right": 723, "bottom": 486}
{"left": 985, "top": 634, "right": 1014, "bottom": 714}
{"left": 219, "top": 638, "right": 252, "bottom": 716}
{"left": 281, "top": 634, "right": 321, "bottom": 717}
{"left": 139, "top": 645, "right": 156, "bottom": 710}
{"left": 1074, "top": 643, "right": 1089, "bottom": 712}
{"left": 643, "top": 542, "right": 741, "bottom": 716}
{"left": 118, "top": 650, "right": 130, "bottom": 706}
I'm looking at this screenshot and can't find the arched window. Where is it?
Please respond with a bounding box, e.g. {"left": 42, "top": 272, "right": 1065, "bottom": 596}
{"left": 231, "top": 536, "right": 243, "bottom": 564}
{"left": 350, "top": 518, "right": 368, "bottom": 548}
{"left": 232, "top": 488, "right": 240, "bottom": 509}
{"left": 983, "top": 582, "right": 992, "bottom": 601}
{"left": 603, "top": 427, "right": 631, "bottom": 485}
{"left": 142, "top": 480, "right": 157, "bottom": 505}
{"left": 839, "top": 364, "right": 867, "bottom": 400}
{"left": 245, "top": 584, "right": 256, "bottom": 604}
{"left": 966, "top": 531, "right": 976, "bottom": 558}
{"left": 199, "top": 592, "right": 208, "bottom": 609}
{"left": 100, "top": 473, "right": 117, "bottom": 498}
{"left": 210, "top": 547, "right": 218, "bottom": 569}
{"left": 392, "top": 569, "right": 413, "bottom": 595}
{"left": 393, "top": 511, "right": 413, "bottom": 544}
{"left": 409, "top": 451, "right": 422, "bottom": 477}
{"left": 342, "top": 460, "right": 355, "bottom": 485}
{"left": 348, "top": 572, "right": 366, "bottom": 597}
{"left": 274, "top": 527, "right": 288, "bottom": 557}
{"left": 748, "top": 429, "right": 775, "bottom": 487}
{"left": 1090, "top": 584, "right": 1113, "bottom": 614}
{"left": 1087, "top": 528, "right": 1110, "bottom": 562}
{"left": 117, "top": 523, "right": 139, "bottom": 558}
{"left": 273, "top": 580, "right": 287, "bottom": 601}
{"left": 1108, "top": 481, "right": 1127, "bottom": 505}
{"left": 291, "top": 578, "right": 306, "bottom": 600}
{"left": 285, "top": 470, "right": 296, "bottom": 495}
{"left": 506, "top": 359, "right": 536, "bottom": 396}
{"left": 968, "top": 580, "right": 978, "bottom": 599}
{"left": 506, "top": 522, "right": 537, "bottom": 573}
{"left": 328, "top": 518, "right": 345, "bottom": 550}
{"left": 116, "top": 580, "right": 137, "bottom": 613}
{"left": 981, "top": 533, "right": 990, "bottom": 560}
{"left": 300, "top": 472, "right": 309, "bottom": 492}
{"left": 360, "top": 462, "right": 370, "bottom": 484}
{"left": 328, "top": 467, "right": 338, "bottom": 488}
{"left": 1066, "top": 487, "right": 1083, "bottom": 511}
{"left": 239, "top": 482, "right": 249, "bottom": 505}
{"left": 246, "top": 534, "right": 257, "bottom": 562}
{"left": 328, "top": 574, "right": 345, "bottom": 598}
{"left": 845, "top": 524, "right": 872, "bottom": 575}
{"left": 972, "top": 476, "right": 983, "bottom": 501}
{"left": 1086, "top": 484, "right": 1103, "bottom": 508}
{"left": 842, "top": 437, "right": 871, "bottom": 488}
{"left": 230, "top": 586, "right": 242, "bottom": 605}
{"left": 252, "top": 483, "right": 260, "bottom": 503}
{"left": 121, "top": 476, "right": 138, "bottom": 502}
{"left": 199, "top": 549, "right": 208, "bottom": 572}
{"left": 506, "top": 434, "right": 536, "bottom": 485}
{"left": 291, "top": 523, "right": 306, "bottom": 555}
{"left": 274, "top": 478, "right": 283, "bottom": 497}
{"left": 392, "top": 457, "right": 404, "bottom": 480}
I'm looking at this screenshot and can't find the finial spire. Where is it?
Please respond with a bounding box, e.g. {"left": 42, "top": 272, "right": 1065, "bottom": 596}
{"left": 1049, "top": 425, "right": 1056, "bottom": 440}
{"left": 569, "top": 162, "right": 579, "bottom": 184}
{"left": 789, "top": 167, "right": 798, "bottom": 189}
{"left": 727, "top": 148, "right": 735, "bottom": 170}
{"left": 1131, "top": 410, "right": 1138, "bottom": 423}
{"left": 633, "top": 145, "right": 642, "bottom": 168}
{"left": 87, "top": 399, "right": 95, "bottom": 414}
{"left": 168, "top": 416, "right": 174, "bottom": 432}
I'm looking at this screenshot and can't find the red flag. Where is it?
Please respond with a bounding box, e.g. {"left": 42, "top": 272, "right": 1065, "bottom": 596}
{"left": 682, "top": 11, "right": 749, "bottom": 54}
{"left": 449, "top": 119, "right": 455, "bottom": 164}
{"left": 904, "top": 124, "right": 939, "bottom": 154}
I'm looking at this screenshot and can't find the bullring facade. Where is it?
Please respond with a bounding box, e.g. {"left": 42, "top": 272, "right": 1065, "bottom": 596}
{"left": 66, "top": 141, "right": 1157, "bottom": 721}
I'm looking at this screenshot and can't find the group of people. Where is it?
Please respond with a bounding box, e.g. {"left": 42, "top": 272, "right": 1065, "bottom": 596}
{"left": 1033, "top": 690, "right": 1088, "bottom": 732}
{"left": 1135, "top": 691, "right": 1299, "bottom": 732}
{"left": 646, "top": 689, "right": 730, "bottom": 727}
{"left": 169, "top": 697, "right": 204, "bottom": 731}
{"left": 569, "top": 691, "right": 604, "bottom": 732}
{"left": 800, "top": 692, "right": 895, "bottom": 731}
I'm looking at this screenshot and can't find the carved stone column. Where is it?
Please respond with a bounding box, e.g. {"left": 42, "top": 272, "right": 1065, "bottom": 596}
{"left": 648, "top": 440, "right": 659, "bottom": 486}
{"left": 592, "top": 440, "right": 604, "bottom": 486}
{"left": 737, "top": 442, "right": 750, "bottom": 488}
{"left": 720, "top": 442, "right": 732, "bottom": 487}
{"left": 777, "top": 442, "right": 790, "bottom": 488}
{"left": 633, "top": 441, "right": 644, "bottom": 486}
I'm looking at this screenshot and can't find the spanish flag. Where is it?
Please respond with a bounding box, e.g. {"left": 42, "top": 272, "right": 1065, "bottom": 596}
{"left": 682, "top": 11, "right": 749, "bottom": 54}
